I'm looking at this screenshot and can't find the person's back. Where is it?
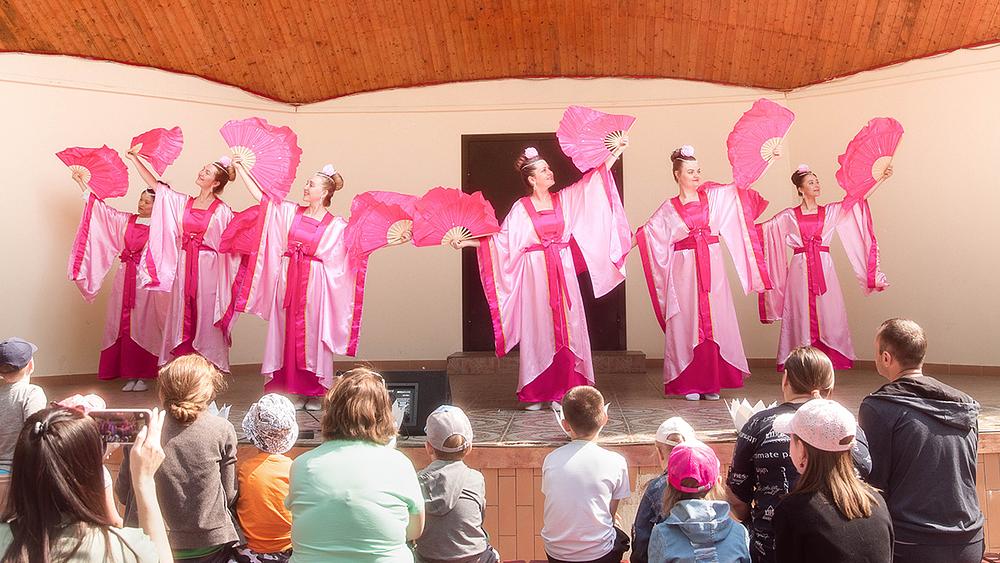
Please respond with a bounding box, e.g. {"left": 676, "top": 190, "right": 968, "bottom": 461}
{"left": 0, "top": 522, "right": 155, "bottom": 563}
{"left": 773, "top": 490, "right": 892, "bottom": 563}
{"left": 647, "top": 499, "right": 750, "bottom": 563}
{"left": 0, "top": 377, "right": 45, "bottom": 472}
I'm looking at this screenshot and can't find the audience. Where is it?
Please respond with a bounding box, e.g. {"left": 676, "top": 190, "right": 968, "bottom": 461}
{"left": 414, "top": 405, "right": 499, "bottom": 563}
{"left": 0, "top": 406, "right": 172, "bottom": 562}
{"left": 859, "top": 318, "right": 984, "bottom": 563}
{"left": 0, "top": 338, "right": 46, "bottom": 509}
{"left": 541, "top": 386, "right": 630, "bottom": 563}
{"left": 116, "top": 354, "right": 239, "bottom": 563}
{"left": 631, "top": 417, "right": 697, "bottom": 563}
{"left": 772, "top": 399, "right": 893, "bottom": 563}
{"left": 726, "top": 346, "right": 871, "bottom": 563}
{"left": 236, "top": 393, "right": 299, "bottom": 563}
{"left": 286, "top": 367, "right": 424, "bottom": 562}
{"left": 647, "top": 441, "right": 750, "bottom": 563}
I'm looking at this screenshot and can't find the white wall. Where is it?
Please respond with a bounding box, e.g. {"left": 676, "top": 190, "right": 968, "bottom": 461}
{"left": 2, "top": 46, "right": 998, "bottom": 375}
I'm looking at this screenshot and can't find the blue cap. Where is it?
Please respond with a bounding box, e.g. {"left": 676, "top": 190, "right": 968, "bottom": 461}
{"left": 0, "top": 338, "right": 37, "bottom": 372}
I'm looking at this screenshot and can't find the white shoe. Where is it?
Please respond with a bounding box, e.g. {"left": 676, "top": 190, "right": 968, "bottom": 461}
{"left": 291, "top": 396, "right": 307, "bottom": 409}
{"left": 550, "top": 402, "right": 562, "bottom": 412}
{"left": 702, "top": 393, "right": 721, "bottom": 401}
{"left": 524, "top": 402, "right": 544, "bottom": 411}
{"left": 132, "top": 380, "right": 149, "bottom": 392}
{"left": 685, "top": 393, "right": 701, "bottom": 401}
{"left": 304, "top": 397, "right": 323, "bottom": 412}
{"left": 121, "top": 380, "right": 136, "bottom": 392}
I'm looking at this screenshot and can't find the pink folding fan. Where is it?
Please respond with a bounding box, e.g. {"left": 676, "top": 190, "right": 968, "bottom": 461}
{"left": 412, "top": 187, "right": 500, "bottom": 247}
{"left": 557, "top": 105, "right": 636, "bottom": 172}
{"left": 835, "top": 117, "right": 904, "bottom": 207}
{"left": 130, "top": 126, "right": 183, "bottom": 175}
{"left": 220, "top": 117, "right": 302, "bottom": 201}
{"left": 55, "top": 145, "right": 129, "bottom": 200}
{"left": 726, "top": 98, "right": 795, "bottom": 188}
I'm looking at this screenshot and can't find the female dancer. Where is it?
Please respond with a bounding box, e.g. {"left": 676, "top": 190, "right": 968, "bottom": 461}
{"left": 231, "top": 160, "right": 383, "bottom": 411}
{"left": 128, "top": 150, "right": 239, "bottom": 372}
{"left": 635, "top": 145, "right": 771, "bottom": 400}
{"left": 758, "top": 164, "right": 891, "bottom": 370}
{"left": 68, "top": 172, "right": 166, "bottom": 391}
{"left": 455, "top": 146, "right": 631, "bottom": 409}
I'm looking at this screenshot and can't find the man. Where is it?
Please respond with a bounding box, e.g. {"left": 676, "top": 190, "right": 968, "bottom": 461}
{"left": 858, "top": 319, "right": 983, "bottom": 563}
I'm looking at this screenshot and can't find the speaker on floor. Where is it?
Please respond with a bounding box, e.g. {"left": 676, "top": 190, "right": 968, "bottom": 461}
{"left": 382, "top": 370, "right": 452, "bottom": 437}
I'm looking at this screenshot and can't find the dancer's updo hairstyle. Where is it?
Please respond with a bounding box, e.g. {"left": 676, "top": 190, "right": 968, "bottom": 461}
{"left": 791, "top": 164, "right": 817, "bottom": 196}
{"left": 670, "top": 145, "right": 697, "bottom": 182}
{"left": 316, "top": 164, "right": 344, "bottom": 207}
{"left": 515, "top": 147, "right": 545, "bottom": 192}
{"left": 210, "top": 157, "right": 237, "bottom": 194}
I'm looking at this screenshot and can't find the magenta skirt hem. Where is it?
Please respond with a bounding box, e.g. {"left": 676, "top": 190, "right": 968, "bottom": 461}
{"left": 266, "top": 365, "right": 327, "bottom": 397}
{"left": 776, "top": 340, "right": 854, "bottom": 372}
{"left": 664, "top": 340, "right": 747, "bottom": 396}
{"left": 98, "top": 336, "right": 159, "bottom": 380}
{"left": 517, "top": 348, "right": 590, "bottom": 403}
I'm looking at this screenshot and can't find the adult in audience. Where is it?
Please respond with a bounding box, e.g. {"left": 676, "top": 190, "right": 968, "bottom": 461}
{"left": 859, "top": 318, "right": 983, "bottom": 563}
{"left": 726, "top": 346, "right": 871, "bottom": 563}
{"left": 117, "top": 354, "right": 239, "bottom": 562}
{"left": 0, "top": 406, "right": 171, "bottom": 562}
{"left": 772, "top": 399, "right": 893, "bottom": 563}
{"left": 286, "top": 367, "right": 424, "bottom": 562}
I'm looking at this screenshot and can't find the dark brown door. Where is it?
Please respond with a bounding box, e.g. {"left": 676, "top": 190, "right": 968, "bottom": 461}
{"left": 460, "top": 132, "right": 626, "bottom": 352}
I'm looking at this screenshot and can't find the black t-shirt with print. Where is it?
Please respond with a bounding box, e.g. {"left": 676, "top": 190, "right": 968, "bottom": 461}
{"left": 726, "top": 402, "right": 872, "bottom": 563}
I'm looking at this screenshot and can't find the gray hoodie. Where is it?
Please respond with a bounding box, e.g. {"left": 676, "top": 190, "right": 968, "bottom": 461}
{"left": 414, "top": 460, "right": 497, "bottom": 563}
{"left": 647, "top": 499, "right": 751, "bottom": 563}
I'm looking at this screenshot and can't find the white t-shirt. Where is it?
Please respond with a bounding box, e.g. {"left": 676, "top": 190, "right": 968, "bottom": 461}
{"left": 541, "top": 440, "right": 630, "bottom": 561}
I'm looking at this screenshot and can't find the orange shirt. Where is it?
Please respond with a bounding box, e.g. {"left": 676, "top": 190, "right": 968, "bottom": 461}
{"left": 236, "top": 451, "right": 293, "bottom": 553}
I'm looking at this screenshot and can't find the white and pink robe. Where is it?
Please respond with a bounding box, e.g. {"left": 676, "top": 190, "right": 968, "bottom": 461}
{"left": 758, "top": 200, "right": 888, "bottom": 370}
{"left": 69, "top": 192, "right": 167, "bottom": 380}
{"left": 476, "top": 165, "right": 630, "bottom": 402}
{"left": 636, "top": 184, "right": 771, "bottom": 395}
{"left": 139, "top": 183, "right": 238, "bottom": 371}
{"left": 223, "top": 199, "right": 369, "bottom": 396}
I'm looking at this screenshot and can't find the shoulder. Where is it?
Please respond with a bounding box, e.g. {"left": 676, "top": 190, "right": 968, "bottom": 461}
{"left": 194, "top": 413, "right": 237, "bottom": 438}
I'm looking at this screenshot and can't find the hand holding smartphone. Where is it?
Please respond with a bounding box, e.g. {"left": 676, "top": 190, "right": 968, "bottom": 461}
{"left": 90, "top": 409, "right": 153, "bottom": 445}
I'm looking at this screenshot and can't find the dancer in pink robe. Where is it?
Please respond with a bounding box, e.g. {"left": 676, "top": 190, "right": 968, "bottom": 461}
{"left": 68, "top": 172, "right": 166, "bottom": 391}
{"left": 758, "top": 164, "right": 892, "bottom": 370}
{"left": 456, "top": 146, "right": 631, "bottom": 409}
{"left": 126, "top": 150, "right": 239, "bottom": 372}
{"left": 229, "top": 161, "right": 382, "bottom": 411}
{"left": 635, "top": 145, "right": 771, "bottom": 400}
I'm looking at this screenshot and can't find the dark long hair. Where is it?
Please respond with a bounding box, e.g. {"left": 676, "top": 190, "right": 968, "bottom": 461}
{"left": 791, "top": 436, "right": 878, "bottom": 520}
{"left": 2, "top": 407, "right": 113, "bottom": 563}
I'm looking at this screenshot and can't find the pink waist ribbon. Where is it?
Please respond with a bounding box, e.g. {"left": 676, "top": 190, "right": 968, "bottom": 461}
{"left": 181, "top": 232, "right": 216, "bottom": 303}
{"left": 673, "top": 227, "right": 720, "bottom": 294}
{"left": 119, "top": 248, "right": 142, "bottom": 309}
{"left": 524, "top": 239, "right": 572, "bottom": 348}
{"left": 283, "top": 242, "right": 321, "bottom": 310}
{"left": 793, "top": 237, "right": 830, "bottom": 295}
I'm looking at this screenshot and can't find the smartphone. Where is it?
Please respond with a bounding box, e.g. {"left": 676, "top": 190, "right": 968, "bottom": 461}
{"left": 90, "top": 409, "right": 152, "bottom": 445}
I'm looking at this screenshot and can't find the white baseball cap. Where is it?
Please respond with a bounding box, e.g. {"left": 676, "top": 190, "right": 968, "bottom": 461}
{"left": 425, "top": 405, "right": 474, "bottom": 453}
{"left": 773, "top": 399, "right": 857, "bottom": 452}
{"left": 654, "top": 417, "right": 696, "bottom": 445}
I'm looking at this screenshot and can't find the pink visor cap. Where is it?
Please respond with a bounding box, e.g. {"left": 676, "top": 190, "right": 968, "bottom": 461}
{"left": 772, "top": 399, "right": 857, "bottom": 452}
{"left": 667, "top": 440, "right": 720, "bottom": 493}
{"left": 425, "top": 405, "right": 474, "bottom": 453}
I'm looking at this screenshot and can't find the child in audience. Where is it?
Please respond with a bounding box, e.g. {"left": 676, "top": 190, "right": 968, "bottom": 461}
{"left": 631, "top": 417, "right": 697, "bottom": 563}
{"left": 116, "top": 354, "right": 239, "bottom": 562}
{"left": 648, "top": 441, "right": 750, "bottom": 563}
{"left": 235, "top": 393, "right": 299, "bottom": 563}
{"left": 0, "top": 338, "right": 46, "bottom": 508}
{"left": 414, "top": 405, "right": 499, "bottom": 563}
{"left": 542, "top": 386, "right": 630, "bottom": 563}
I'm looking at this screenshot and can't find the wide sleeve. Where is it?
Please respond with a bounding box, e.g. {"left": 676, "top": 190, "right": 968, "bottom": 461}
{"left": 475, "top": 203, "right": 533, "bottom": 355}
{"left": 757, "top": 211, "right": 792, "bottom": 323}
{"left": 706, "top": 183, "right": 771, "bottom": 294}
{"left": 234, "top": 198, "right": 298, "bottom": 321}
{"left": 68, "top": 192, "right": 130, "bottom": 302}
{"left": 315, "top": 218, "right": 370, "bottom": 358}
{"left": 829, "top": 200, "right": 889, "bottom": 295}
{"left": 201, "top": 203, "right": 240, "bottom": 326}
{"left": 558, "top": 164, "right": 631, "bottom": 297}
{"left": 635, "top": 203, "right": 681, "bottom": 332}
{"left": 138, "top": 182, "right": 186, "bottom": 291}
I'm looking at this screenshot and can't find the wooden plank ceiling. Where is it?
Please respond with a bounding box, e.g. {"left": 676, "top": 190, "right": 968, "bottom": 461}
{"left": 1, "top": 0, "right": 998, "bottom": 104}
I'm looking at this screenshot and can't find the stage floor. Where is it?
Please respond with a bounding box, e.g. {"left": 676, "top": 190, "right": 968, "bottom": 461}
{"left": 37, "top": 365, "right": 1000, "bottom": 448}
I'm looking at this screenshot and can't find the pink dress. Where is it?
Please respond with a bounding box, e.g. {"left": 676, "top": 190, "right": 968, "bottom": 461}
{"left": 636, "top": 184, "right": 770, "bottom": 395}
{"left": 69, "top": 192, "right": 167, "bottom": 380}
{"left": 758, "top": 201, "right": 888, "bottom": 369}
{"left": 223, "top": 199, "right": 370, "bottom": 395}
{"left": 476, "top": 165, "right": 630, "bottom": 402}
{"left": 139, "top": 183, "right": 238, "bottom": 371}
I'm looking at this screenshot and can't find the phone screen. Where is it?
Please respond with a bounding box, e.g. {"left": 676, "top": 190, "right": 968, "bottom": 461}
{"left": 90, "top": 410, "right": 151, "bottom": 445}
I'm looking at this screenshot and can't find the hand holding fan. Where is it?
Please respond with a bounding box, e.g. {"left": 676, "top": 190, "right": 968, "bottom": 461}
{"left": 557, "top": 105, "right": 636, "bottom": 172}
{"left": 412, "top": 187, "right": 500, "bottom": 247}
{"left": 56, "top": 145, "right": 129, "bottom": 200}
{"left": 727, "top": 98, "right": 795, "bottom": 189}
{"left": 129, "top": 126, "right": 183, "bottom": 175}
{"left": 220, "top": 117, "right": 302, "bottom": 201}
{"left": 835, "top": 117, "right": 904, "bottom": 205}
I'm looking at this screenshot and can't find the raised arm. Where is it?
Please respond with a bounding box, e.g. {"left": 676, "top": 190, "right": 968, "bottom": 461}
{"left": 125, "top": 150, "right": 160, "bottom": 191}
{"left": 603, "top": 135, "right": 629, "bottom": 170}
{"left": 233, "top": 156, "right": 265, "bottom": 202}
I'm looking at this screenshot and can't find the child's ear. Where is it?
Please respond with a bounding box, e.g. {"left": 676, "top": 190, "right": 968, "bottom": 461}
{"left": 424, "top": 442, "right": 434, "bottom": 458}
{"left": 560, "top": 418, "right": 574, "bottom": 436}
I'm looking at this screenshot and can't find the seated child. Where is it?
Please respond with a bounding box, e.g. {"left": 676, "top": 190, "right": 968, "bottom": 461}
{"left": 0, "top": 338, "right": 46, "bottom": 509}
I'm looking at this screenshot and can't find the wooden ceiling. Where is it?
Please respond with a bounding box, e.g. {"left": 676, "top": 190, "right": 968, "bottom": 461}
{"left": 2, "top": 1, "right": 998, "bottom": 104}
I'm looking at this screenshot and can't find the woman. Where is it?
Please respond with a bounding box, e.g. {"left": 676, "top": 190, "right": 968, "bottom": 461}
{"left": 758, "top": 164, "right": 892, "bottom": 371}
{"left": 725, "top": 346, "right": 871, "bottom": 563}
{"left": 231, "top": 161, "right": 385, "bottom": 411}
{"left": 0, "top": 406, "right": 171, "bottom": 562}
{"left": 772, "top": 399, "right": 893, "bottom": 563}
{"left": 127, "top": 150, "right": 239, "bottom": 372}
{"left": 68, "top": 172, "right": 167, "bottom": 392}
{"left": 455, "top": 146, "right": 631, "bottom": 409}
{"left": 286, "top": 367, "right": 424, "bottom": 562}
{"left": 635, "top": 145, "right": 771, "bottom": 400}
{"left": 116, "top": 354, "right": 239, "bottom": 562}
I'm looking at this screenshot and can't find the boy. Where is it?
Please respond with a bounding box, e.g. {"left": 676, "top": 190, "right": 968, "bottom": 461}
{"left": 415, "top": 405, "right": 498, "bottom": 563}
{"left": 0, "top": 338, "right": 46, "bottom": 505}
{"left": 542, "top": 386, "right": 630, "bottom": 563}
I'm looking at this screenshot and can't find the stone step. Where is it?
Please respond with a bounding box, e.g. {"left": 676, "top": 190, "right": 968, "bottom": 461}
{"left": 447, "top": 350, "right": 647, "bottom": 375}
